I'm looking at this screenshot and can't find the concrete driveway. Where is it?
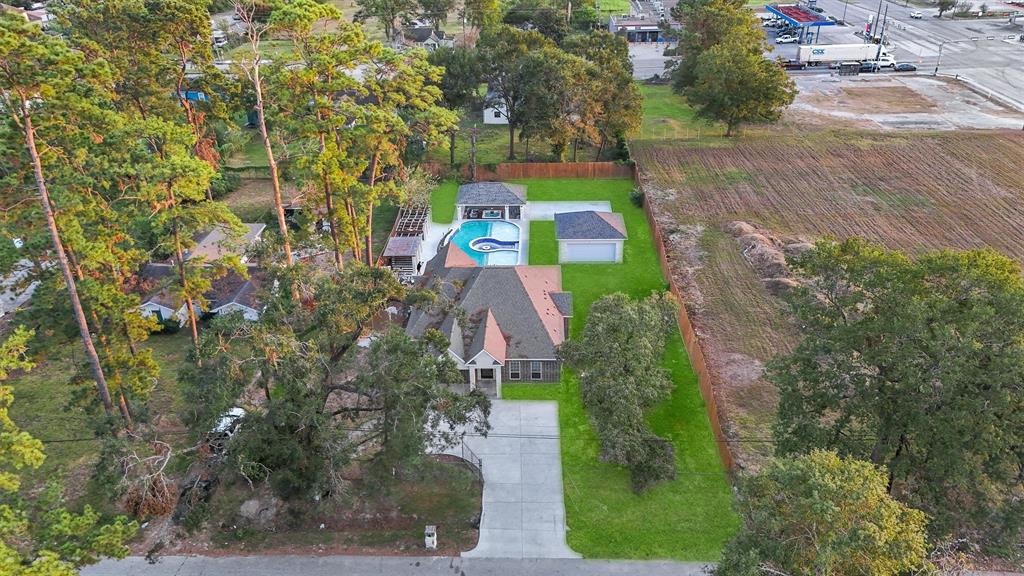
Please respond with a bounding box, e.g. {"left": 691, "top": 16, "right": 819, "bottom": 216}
{"left": 458, "top": 400, "right": 579, "bottom": 559}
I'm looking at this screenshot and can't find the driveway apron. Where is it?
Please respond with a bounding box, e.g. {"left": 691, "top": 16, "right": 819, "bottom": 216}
{"left": 458, "top": 400, "right": 579, "bottom": 559}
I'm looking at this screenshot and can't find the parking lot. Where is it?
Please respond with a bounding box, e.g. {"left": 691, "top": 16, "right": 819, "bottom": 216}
{"left": 765, "top": 0, "right": 1024, "bottom": 110}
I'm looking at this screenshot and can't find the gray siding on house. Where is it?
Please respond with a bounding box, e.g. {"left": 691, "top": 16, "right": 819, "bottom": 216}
{"left": 502, "top": 359, "right": 561, "bottom": 383}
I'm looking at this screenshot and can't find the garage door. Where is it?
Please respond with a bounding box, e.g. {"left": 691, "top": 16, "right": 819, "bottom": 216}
{"left": 563, "top": 242, "right": 617, "bottom": 262}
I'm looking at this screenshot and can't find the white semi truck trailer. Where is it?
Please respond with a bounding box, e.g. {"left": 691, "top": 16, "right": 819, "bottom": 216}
{"left": 797, "top": 43, "right": 894, "bottom": 66}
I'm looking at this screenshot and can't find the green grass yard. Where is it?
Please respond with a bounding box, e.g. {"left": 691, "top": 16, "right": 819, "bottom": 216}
{"left": 8, "top": 330, "right": 194, "bottom": 477}
{"left": 432, "top": 177, "right": 738, "bottom": 559}
{"left": 430, "top": 180, "right": 459, "bottom": 224}
{"left": 638, "top": 84, "right": 724, "bottom": 141}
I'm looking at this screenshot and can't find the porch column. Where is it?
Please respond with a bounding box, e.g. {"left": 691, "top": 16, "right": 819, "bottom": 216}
{"left": 468, "top": 368, "right": 477, "bottom": 391}
{"left": 494, "top": 366, "right": 502, "bottom": 398}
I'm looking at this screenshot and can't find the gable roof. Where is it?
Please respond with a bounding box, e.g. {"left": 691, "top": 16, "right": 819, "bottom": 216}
{"left": 457, "top": 182, "right": 526, "bottom": 206}
{"left": 187, "top": 223, "right": 266, "bottom": 262}
{"left": 407, "top": 264, "right": 570, "bottom": 360}
{"left": 467, "top": 309, "right": 507, "bottom": 364}
{"left": 554, "top": 211, "right": 627, "bottom": 240}
{"left": 208, "top": 267, "right": 264, "bottom": 312}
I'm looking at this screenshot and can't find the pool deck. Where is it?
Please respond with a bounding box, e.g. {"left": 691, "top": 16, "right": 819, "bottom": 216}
{"left": 422, "top": 200, "right": 612, "bottom": 268}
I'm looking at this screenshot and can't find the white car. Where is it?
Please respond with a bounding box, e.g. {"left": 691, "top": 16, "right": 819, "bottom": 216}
{"left": 775, "top": 34, "right": 799, "bottom": 44}
{"left": 909, "top": 10, "right": 923, "bottom": 18}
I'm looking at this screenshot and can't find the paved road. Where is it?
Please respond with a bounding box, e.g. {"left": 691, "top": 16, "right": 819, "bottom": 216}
{"left": 83, "top": 556, "right": 711, "bottom": 576}
{"left": 770, "top": 0, "right": 1024, "bottom": 108}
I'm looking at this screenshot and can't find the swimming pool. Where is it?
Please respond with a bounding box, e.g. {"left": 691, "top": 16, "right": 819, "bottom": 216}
{"left": 450, "top": 220, "right": 521, "bottom": 266}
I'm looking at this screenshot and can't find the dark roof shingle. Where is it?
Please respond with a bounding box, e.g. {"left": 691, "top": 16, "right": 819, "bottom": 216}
{"left": 554, "top": 211, "right": 627, "bottom": 240}
{"left": 457, "top": 182, "right": 526, "bottom": 206}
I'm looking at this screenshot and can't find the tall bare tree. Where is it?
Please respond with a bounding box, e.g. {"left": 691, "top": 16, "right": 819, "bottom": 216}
{"left": 235, "top": 0, "right": 295, "bottom": 267}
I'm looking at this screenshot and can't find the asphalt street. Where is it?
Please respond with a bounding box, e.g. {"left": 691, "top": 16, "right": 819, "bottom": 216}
{"left": 83, "top": 556, "right": 712, "bottom": 576}
{"left": 769, "top": 0, "right": 1024, "bottom": 108}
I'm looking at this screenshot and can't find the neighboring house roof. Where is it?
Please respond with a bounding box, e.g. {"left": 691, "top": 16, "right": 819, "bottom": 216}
{"left": 187, "top": 223, "right": 266, "bottom": 262}
{"left": 138, "top": 264, "right": 264, "bottom": 316}
{"left": 208, "top": 267, "right": 264, "bottom": 313}
{"left": 138, "top": 264, "right": 182, "bottom": 311}
{"left": 554, "top": 211, "right": 627, "bottom": 240}
{"left": 403, "top": 26, "right": 451, "bottom": 44}
{"left": 457, "top": 182, "right": 527, "bottom": 206}
{"left": 383, "top": 236, "right": 422, "bottom": 258}
{"left": 407, "top": 261, "right": 570, "bottom": 360}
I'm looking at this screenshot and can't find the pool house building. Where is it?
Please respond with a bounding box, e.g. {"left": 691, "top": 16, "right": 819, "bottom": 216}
{"left": 456, "top": 182, "right": 526, "bottom": 221}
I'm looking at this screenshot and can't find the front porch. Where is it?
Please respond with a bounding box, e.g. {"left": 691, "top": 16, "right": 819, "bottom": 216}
{"left": 455, "top": 367, "right": 502, "bottom": 398}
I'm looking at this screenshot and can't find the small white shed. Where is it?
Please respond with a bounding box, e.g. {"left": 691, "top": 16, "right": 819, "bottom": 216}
{"left": 554, "top": 211, "right": 627, "bottom": 263}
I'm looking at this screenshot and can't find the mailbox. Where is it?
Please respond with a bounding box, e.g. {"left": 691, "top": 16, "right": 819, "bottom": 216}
{"left": 424, "top": 525, "right": 437, "bottom": 550}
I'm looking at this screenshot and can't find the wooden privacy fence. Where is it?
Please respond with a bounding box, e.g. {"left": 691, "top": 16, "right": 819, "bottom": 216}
{"left": 636, "top": 169, "right": 736, "bottom": 474}
{"left": 420, "top": 161, "right": 634, "bottom": 181}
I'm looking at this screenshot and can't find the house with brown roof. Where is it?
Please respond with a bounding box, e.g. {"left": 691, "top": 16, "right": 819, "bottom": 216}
{"left": 407, "top": 246, "right": 573, "bottom": 398}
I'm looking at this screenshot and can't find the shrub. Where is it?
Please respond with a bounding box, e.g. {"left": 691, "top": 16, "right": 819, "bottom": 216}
{"left": 630, "top": 187, "right": 645, "bottom": 207}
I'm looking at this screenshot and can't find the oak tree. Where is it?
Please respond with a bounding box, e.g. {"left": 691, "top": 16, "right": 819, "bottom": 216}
{"left": 771, "top": 239, "right": 1024, "bottom": 548}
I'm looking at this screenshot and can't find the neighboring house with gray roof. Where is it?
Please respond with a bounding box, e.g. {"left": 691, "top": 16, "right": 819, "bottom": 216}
{"left": 138, "top": 264, "right": 266, "bottom": 325}
{"left": 554, "top": 210, "right": 627, "bottom": 263}
{"left": 407, "top": 257, "right": 572, "bottom": 398}
{"left": 401, "top": 26, "right": 455, "bottom": 50}
{"left": 456, "top": 182, "right": 526, "bottom": 221}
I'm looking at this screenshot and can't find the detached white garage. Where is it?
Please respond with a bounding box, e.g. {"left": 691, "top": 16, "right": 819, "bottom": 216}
{"left": 554, "top": 211, "right": 627, "bottom": 263}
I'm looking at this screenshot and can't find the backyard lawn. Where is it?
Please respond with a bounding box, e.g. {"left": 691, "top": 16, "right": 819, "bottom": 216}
{"left": 431, "top": 177, "right": 738, "bottom": 559}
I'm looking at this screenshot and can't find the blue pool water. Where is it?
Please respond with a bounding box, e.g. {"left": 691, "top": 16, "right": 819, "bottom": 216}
{"left": 450, "top": 220, "right": 521, "bottom": 266}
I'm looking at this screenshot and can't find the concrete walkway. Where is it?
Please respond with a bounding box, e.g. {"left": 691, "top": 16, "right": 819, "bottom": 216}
{"left": 454, "top": 400, "right": 579, "bottom": 559}
{"left": 524, "top": 201, "right": 612, "bottom": 221}
{"left": 84, "top": 556, "right": 711, "bottom": 576}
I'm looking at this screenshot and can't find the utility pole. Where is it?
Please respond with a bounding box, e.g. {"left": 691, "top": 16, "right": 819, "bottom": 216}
{"left": 874, "top": 4, "right": 889, "bottom": 62}
{"left": 933, "top": 41, "right": 945, "bottom": 75}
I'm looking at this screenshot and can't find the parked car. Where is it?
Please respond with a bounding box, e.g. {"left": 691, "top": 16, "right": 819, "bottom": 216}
{"left": 909, "top": 10, "right": 923, "bottom": 18}
{"left": 779, "top": 58, "right": 807, "bottom": 70}
{"left": 894, "top": 62, "right": 918, "bottom": 72}
{"left": 776, "top": 34, "right": 799, "bottom": 44}
{"left": 827, "top": 15, "right": 838, "bottom": 22}
{"left": 859, "top": 61, "right": 880, "bottom": 73}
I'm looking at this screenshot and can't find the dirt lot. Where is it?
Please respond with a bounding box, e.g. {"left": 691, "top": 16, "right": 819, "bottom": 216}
{"left": 790, "top": 74, "right": 1024, "bottom": 130}
{"left": 632, "top": 128, "right": 1024, "bottom": 469}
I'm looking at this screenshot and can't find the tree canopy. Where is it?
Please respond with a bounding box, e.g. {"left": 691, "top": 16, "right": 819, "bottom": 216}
{"left": 0, "top": 327, "right": 137, "bottom": 576}
{"left": 771, "top": 238, "right": 1024, "bottom": 549}
{"left": 560, "top": 292, "right": 679, "bottom": 491}
{"left": 715, "top": 450, "right": 930, "bottom": 576}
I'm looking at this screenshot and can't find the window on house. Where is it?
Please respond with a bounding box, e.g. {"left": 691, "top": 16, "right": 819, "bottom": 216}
{"left": 479, "top": 368, "right": 494, "bottom": 380}
{"left": 530, "top": 361, "right": 542, "bottom": 380}
{"left": 509, "top": 361, "right": 521, "bottom": 380}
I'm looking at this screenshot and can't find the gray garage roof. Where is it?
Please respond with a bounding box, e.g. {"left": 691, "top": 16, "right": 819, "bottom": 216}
{"left": 554, "top": 211, "right": 627, "bottom": 240}
{"left": 457, "top": 182, "right": 527, "bottom": 206}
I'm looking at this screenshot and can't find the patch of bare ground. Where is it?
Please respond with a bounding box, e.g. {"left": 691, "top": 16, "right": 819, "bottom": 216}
{"left": 807, "top": 85, "right": 939, "bottom": 114}
{"left": 222, "top": 179, "right": 302, "bottom": 221}
{"left": 133, "top": 459, "right": 481, "bottom": 559}
{"left": 633, "top": 128, "right": 1024, "bottom": 469}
